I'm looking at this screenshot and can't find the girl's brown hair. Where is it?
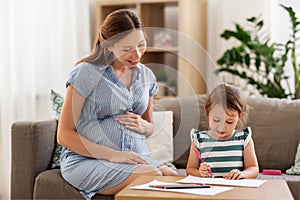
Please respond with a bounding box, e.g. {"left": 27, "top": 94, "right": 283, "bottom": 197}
{"left": 205, "top": 83, "right": 249, "bottom": 128}
{"left": 77, "top": 9, "right": 144, "bottom": 65}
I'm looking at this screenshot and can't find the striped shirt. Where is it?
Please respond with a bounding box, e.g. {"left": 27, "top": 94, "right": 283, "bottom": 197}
{"left": 190, "top": 127, "right": 252, "bottom": 177}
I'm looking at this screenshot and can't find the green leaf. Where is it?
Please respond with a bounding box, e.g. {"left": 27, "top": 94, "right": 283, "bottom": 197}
{"left": 256, "top": 20, "right": 264, "bottom": 30}
{"left": 244, "top": 54, "right": 250, "bottom": 66}
{"left": 217, "top": 4, "right": 299, "bottom": 99}
{"left": 255, "top": 57, "right": 261, "bottom": 71}
{"left": 247, "top": 17, "right": 256, "bottom": 23}
{"left": 220, "top": 30, "right": 236, "bottom": 40}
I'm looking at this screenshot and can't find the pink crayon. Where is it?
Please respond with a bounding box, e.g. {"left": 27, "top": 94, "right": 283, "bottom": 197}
{"left": 194, "top": 148, "right": 214, "bottom": 178}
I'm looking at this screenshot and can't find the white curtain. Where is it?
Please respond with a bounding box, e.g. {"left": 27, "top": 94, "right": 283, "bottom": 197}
{"left": 0, "top": 0, "right": 91, "bottom": 198}
{"left": 207, "top": 0, "right": 300, "bottom": 93}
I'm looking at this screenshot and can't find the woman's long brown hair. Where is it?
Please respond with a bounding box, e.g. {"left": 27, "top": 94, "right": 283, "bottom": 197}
{"left": 77, "top": 9, "right": 144, "bottom": 65}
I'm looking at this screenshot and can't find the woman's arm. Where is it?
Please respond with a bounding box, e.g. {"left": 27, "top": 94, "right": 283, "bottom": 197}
{"left": 57, "top": 85, "right": 147, "bottom": 164}
{"left": 115, "top": 96, "right": 154, "bottom": 138}
{"left": 140, "top": 96, "right": 154, "bottom": 137}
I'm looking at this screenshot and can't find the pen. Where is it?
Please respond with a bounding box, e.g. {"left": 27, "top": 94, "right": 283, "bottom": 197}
{"left": 149, "top": 184, "right": 211, "bottom": 189}
{"left": 194, "top": 148, "right": 215, "bottom": 178}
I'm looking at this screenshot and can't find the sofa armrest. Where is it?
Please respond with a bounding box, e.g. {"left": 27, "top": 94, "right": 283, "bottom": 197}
{"left": 11, "top": 119, "right": 57, "bottom": 199}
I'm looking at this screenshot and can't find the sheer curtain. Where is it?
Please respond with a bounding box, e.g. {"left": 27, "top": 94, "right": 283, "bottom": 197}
{"left": 0, "top": 0, "right": 91, "bottom": 198}
{"left": 207, "top": 0, "right": 300, "bottom": 93}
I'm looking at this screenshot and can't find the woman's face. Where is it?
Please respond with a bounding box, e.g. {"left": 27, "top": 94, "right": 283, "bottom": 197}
{"left": 109, "top": 29, "right": 146, "bottom": 68}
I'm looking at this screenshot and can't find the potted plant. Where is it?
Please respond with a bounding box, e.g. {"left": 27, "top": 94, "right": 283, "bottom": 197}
{"left": 216, "top": 4, "right": 300, "bottom": 99}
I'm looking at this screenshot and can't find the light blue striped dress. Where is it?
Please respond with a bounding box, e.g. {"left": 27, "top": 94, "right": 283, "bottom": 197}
{"left": 191, "top": 127, "right": 251, "bottom": 177}
{"left": 60, "top": 62, "right": 158, "bottom": 199}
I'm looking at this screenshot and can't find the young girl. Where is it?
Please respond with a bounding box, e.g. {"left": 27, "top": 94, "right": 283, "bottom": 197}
{"left": 186, "top": 83, "right": 259, "bottom": 179}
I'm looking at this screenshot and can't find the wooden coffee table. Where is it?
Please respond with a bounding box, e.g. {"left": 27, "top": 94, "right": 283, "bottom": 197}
{"left": 115, "top": 175, "right": 294, "bottom": 200}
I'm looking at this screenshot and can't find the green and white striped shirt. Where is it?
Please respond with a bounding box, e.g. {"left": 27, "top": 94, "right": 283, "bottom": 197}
{"left": 191, "top": 127, "right": 252, "bottom": 177}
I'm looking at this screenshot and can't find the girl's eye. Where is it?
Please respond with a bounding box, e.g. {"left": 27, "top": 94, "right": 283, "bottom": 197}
{"left": 122, "top": 49, "right": 132, "bottom": 52}
{"left": 213, "top": 118, "right": 220, "bottom": 123}
{"left": 138, "top": 43, "right": 146, "bottom": 48}
{"left": 226, "top": 121, "right": 233, "bottom": 124}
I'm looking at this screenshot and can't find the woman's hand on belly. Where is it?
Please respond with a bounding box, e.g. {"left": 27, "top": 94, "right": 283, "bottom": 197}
{"left": 115, "top": 112, "right": 149, "bottom": 134}
{"left": 109, "top": 150, "right": 148, "bottom": 165}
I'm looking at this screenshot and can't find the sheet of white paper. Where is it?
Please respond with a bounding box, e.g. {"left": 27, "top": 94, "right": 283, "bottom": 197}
{"left": 130, "top": 180, "right": 232, "bottom": 196}
{"left": 176, "top": 175, "right": 265, "bottom": 188}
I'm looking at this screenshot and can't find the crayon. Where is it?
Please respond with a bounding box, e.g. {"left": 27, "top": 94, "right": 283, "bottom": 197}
{"left": 194, "top": 148, "right": 215, "bottom": 178}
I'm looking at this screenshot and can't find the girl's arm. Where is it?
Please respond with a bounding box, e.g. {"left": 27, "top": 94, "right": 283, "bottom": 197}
{"left": 224, "top": 138, "right": 259, "bottom": 179}
{"left": 115, "top": 96, "right": 154, "bottom": 138}
{"left": 57, "top": 85, "right": 147, "bottom": 164}
{"left": 186, "top": 143, "right": 201, "bottom": 176}
{"left": 242, "top": 138, "right": 259, "bottom": 178}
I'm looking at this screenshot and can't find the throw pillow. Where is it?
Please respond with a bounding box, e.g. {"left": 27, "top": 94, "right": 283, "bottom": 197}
{"left": 50, "top": 89, "right": 64, "bottom": 168}
{"left": 286, "top": 143, "right": 300, "bottom": 175}
{"left": 50, "top": 89, "right": 64, "bottom": 120}
{"left": 147, "top": 111, "right": 174, "bottom": 165}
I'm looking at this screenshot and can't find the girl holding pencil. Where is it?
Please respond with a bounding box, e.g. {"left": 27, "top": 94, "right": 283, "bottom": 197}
{"left": 186, "top": 83, "right": 259, "bottom": 180}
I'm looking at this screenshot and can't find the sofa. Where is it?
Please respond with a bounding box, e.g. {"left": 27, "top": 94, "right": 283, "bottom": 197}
{"left": 11, "top": 95, "right": 300, "bottom": 199}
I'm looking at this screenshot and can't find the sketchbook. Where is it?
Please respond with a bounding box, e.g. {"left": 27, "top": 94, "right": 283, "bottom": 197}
{"left": 176, "top": 175, "right": 266, "bottom": 188}
{"left": 130, "top": 180, "right": 232, "bottom": 196}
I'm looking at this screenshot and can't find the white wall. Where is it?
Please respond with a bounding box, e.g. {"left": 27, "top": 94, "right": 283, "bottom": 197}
{"left": 207, "top": 0, "right": 300, "bottom": 94}
{"left": 270, "top": 0, "right": 300, "bottom": 92}
{"left": 206, "top": 0, "right": 271, "bottom": 91}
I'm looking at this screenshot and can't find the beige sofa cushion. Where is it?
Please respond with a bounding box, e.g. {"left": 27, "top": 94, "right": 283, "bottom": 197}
{"left": 246, "top": 97, "right": 300, "bottom": 171}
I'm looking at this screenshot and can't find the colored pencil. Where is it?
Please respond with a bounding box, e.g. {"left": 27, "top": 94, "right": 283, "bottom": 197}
{"left": 149, "top": 184, "right": 211, "bottom": 189}
{"left": 194, "top": 148, "right": 215, "bottom": 178}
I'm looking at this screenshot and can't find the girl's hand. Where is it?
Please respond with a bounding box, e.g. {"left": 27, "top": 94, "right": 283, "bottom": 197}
{"left": 109, "top": 150, "right": 148, "bottom": 165}
{"left": 198, "top": 162, "right": 213, "bottom": 177}
{"left": 115, "top": 112, "right": 148, "bottom": 134}
{"left": 224, "top": 169, "right": 246, "bottom": 180}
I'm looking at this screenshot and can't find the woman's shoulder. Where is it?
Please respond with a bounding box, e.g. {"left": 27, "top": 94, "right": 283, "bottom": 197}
{"left": 74, "top": 62, "right": 105, "bottom": 72}
{"left": 69, "top": 62, "right": 107, "bottom": 80}
{"left": 67, "top": 62, "right": 107, "bottom": 96}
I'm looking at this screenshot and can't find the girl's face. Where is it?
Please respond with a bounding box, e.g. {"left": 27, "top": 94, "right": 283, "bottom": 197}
{"left": 109, "top": 30, "right": 146, "bottom": 69}
{"left": 208, "top": 104, "right": 240, "bottom": 140}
